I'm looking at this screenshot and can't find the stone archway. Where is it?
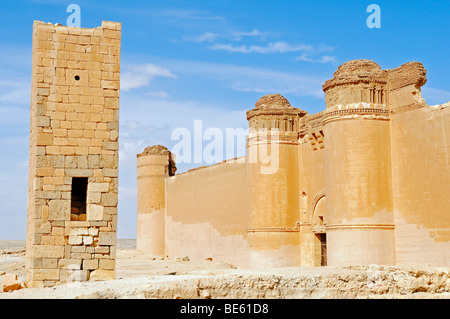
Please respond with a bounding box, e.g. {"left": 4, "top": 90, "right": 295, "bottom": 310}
{"left": 310, "top": 192, "right": 327, "bottom": 266}
{"left": 311, "top": 191, "right": 326, "bottom": 233}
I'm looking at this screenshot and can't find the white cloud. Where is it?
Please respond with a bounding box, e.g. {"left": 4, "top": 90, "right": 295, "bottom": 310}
{"left": 184, "top": 32, "right": 218, "bottom": 43}
{"left": 156, "top": 9, "right": 225, "bottom": 21}
{"left": 208, "top": 41, "right": 337, "bottom": 64}
{"left": 165, "top": 59, "right": 326, "bottom": 98}
{"left": 209, "top": 41, "right": 313, "bottom": 54}
{"left": 146, "top": 91, "right": 169, "bottom": 98}
{"left": 295, "top": 53, "right": 338, "bottom": 64}
{"left": 121, "top": 63, "right": 176, "bottom": 91}
{"left": 233, "top": 29, "right": 270, "bottom": 41}
{"left": 185, "top": 28, "right": 270, "bottom": 44}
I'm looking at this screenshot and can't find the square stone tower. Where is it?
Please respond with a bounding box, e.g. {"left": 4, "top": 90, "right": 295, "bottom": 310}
{"left": 26, "top": 20, "right": 121, "bottom": 288}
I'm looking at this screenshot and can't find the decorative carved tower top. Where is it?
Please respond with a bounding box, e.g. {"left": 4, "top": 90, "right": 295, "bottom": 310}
{"left": 246, "top": 94, "right": 306, "bottom": 132}
{"left": 323, "top": 59, "right": 388, "bottom": 108}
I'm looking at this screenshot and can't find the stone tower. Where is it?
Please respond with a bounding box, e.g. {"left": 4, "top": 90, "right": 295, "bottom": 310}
{"left": 26, "top": 20, "right": 121, "bottom": 287}
{"left": 136, "top": 145, "right": 176, "bottom": 255}
{"left": 246, "top": 94, "right": 307, "bottom": 267}
{"left": 322, "top": 60, "right": 395, "bottom": 266}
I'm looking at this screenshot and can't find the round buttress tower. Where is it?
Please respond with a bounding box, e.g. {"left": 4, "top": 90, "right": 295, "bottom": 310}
{"left": 246, "top": 94, "right": 306, "bottom": 267}
{"left": 322, "top": 60, "right": 395, "bottom": 266}
{"left": 136, "top": 145, "right": 176, "bottom": 255}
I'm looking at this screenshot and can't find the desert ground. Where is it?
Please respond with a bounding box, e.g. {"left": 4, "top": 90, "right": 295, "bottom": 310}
{"left": 1, "top": 239, "right": 449, "bottom": 299}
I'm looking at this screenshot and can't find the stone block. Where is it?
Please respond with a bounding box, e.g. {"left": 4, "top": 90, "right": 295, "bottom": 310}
{"left": 89, "top": 183, "right": 110, "bottom": 192}
{"left": 52, "top": 227, "right": 65, "bottom": 236}
{"left": 30, "top": 268, "right": 60, "bottom": 281}
{"left": 104, "top": 206, "right": 118, "bottom": 216}
{"left": 99, "top": 259, "right": 115, "bottom": 270}
{"left": 75, "top": 146, "right": 89, "bottom": 155}
{"left": 77, "top": 156, "right": 88, "bottom": 168}
{"left": 54, "top": 236, "right": 66, "bottom": 245}
{"left": 101, "top": 80, "right": 119, "bottom": 90}
{"left": 70, "top": 253, "right": 91, "bottom": 259}
{"left": 65, "top": 168, "right": 94, "bottom": 177}
{"left": 40, "top": 235, "right": 54, "bottom": 245}
{"left": 99, "top": 154, "right": 116, "bottom": 168}
{"left": 58, "top": 259, "right": 82, "bottom": 269}
{"left": 87, "top": 191, "right": 101, "bottom": 204}
{"left": 36, "top": 133, "right": 53, "bottom": 146}
{"left": 69, "top": 227, "right": 89, "bottom": 236}
{"left": 107, "top": 121, "right": 119, "bottom": 130}
{"left": 94, "top": 253, "right": 109, "bottom": 259}
{"left": 36, "top": 168, "right": 54, "bottom": 177}
{"left": 98, "top": 232, "right": 116, "bottom": 246}
{"left": 109, "top": 130, "right": 119, "bottom": 141}
{"left": 103, "top": 141, "right": 119, "bottom": 151}
{"left": 95, "top": 130, "right": 109, "bottom": 139}
{"left": 41, "top": 206, "right": 49, "bottom": 219}
{"left": 88, "top": 155, "right": 100, "bottom": 168}
{"left": 33, "top": 245, "right": 65, "bottom": 258}
{"left": 64, "top": 156, "right": 77, "bottom": 168}
{"left": 82, "top": 259, "right": 99, "bottom": 270}
{"left": 90, "top": 221, "right": 108, "bottom": 227}
{"left": 109, "top": 246, "right": 116, "bottom": 259}
{"left": 89, "top": 269, "right": 115, "bottom": 281}
{"left": 60, "top": 146, "right": 76, "bottom": 155}
{"left": 101, "top": 193, "right": 117, "bottom": 206}
{"left": 48, "top": 199, "right": 70, "bottom": 221}
{"left": 41, "top": 258, "right": 58, "bottom": 269}
{"left": 71, "top": 246, "right": 85, "bottom": 253}
{"left": 43, "top": 184, "right": 56, "bottom": 191}
{"left": 94, "top": 246, "right": 109, "bottom": 254}
{"left": 82, "top": 236, "right": 93, "bottom": 245}
{"left": 89, "top": 227, "right": 99, "bottom": 236}
{"left": 68, "top": 235, "right": 82, "bottom": 245}
{"left": 36, "top": 116, "right": 50, "bottom": 127}
{"left": 35, "top": 220, "right": 51, "bottom": 234}
{"left": 65, "top": 221, "right": 90, "bottom": 228}
{"left": 87, "top": 204, "right": 104, "bottom": 221}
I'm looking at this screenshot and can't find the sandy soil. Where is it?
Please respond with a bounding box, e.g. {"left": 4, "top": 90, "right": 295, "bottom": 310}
{"left": 1, "top": 239, "right": 449, "bottom": 299}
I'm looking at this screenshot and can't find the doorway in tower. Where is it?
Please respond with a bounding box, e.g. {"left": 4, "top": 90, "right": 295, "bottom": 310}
{"left": 315, "top": 233, "right": 327, "bottom": 266}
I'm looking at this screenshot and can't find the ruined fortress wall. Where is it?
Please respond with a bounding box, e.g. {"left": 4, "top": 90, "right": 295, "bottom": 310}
{"left": 390, "top": 104, "right": 450, "bottom": 266}
{"left": 136, "top": 60, "right": 448, "bottom": 269}
{"left": 165, "top": 159, "right": 248, "bottom": 267}
{"left": 388, "top": 62, "right": 427, "bottom": 113}
{"left": 26, "top": 21, "right": 121, "bottom": 287}
{"left": 298, "top": 129, "right": 326, "bottom": 267}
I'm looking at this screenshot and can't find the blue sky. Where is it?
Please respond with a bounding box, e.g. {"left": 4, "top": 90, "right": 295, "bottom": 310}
{"left": 0, "top": 0, "right": 448, "bottom": 239}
